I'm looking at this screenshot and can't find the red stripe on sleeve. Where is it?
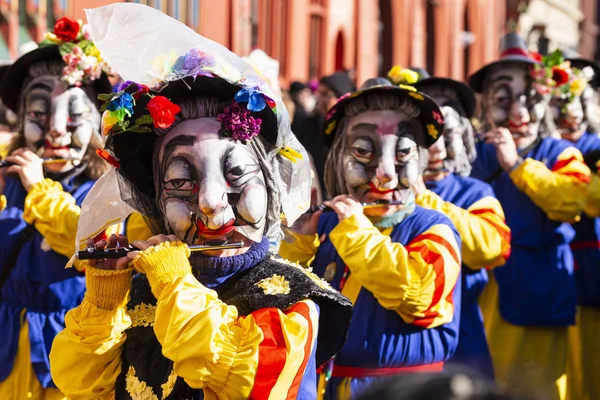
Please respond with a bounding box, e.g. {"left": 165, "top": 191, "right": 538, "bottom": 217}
{"left": 561, "top": 171, "right": 590, "bottom": 183}
{"left": 551, "top": 155, "right": 578, "bottom": 172}
{"left": 249, "top": 308, "right": 288, "bottom": 399}
{"left": 469, "top": 210, "right": 512, "bottom": 259}
{"left": 408, "top": 233, "right": 460, "bottom": 265}
{"left": 286, "top": 302, "right": 314, "bottom": 399}
{"left": 405, "top": 242, "right": 446, "bottom": 328}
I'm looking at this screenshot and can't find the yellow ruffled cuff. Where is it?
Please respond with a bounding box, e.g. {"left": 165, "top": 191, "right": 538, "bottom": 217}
{"left": 508, "top": 158, "right": 532, "bottom": 189}
{"left": 132, "top": 241, "right": 191, "bottom": 298}
{"left": 22, "top": 178, "right": 64, "bottom": 224}
{"left": 279, "top": 227, "right": 320, "bottom": 267}
{"left": 84, "top": 265, "right": 134, "bottom": 310}
{"left": 0, "top": 194, "right": 6, "bottom": 213}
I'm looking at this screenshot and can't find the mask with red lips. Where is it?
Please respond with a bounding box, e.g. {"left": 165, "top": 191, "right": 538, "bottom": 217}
{"left": 156, "top": 118, "right": 267, "bottom": 245}
{"left": 483, "top": 63, "right": 546, "bottom": 147}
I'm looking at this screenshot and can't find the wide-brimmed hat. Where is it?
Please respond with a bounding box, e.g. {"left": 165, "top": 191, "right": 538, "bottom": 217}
{"left": 410, "top": 68, "right": 476, "bottom": 118}
{"left": 468, "top": 32, "right": 539, "bottom": 93}
{"left": 0, "top": 19, "right": 112, "bottom": 112}
{"left": 322, "top": 77, "right": 445, "bottom": 149}
{"left": 0, "top": 46, "right": 111, "bottom": 112}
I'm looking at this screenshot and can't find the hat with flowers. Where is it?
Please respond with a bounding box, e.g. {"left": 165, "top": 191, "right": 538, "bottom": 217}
{"left": 0, "top": 17, "right": 112, "bottom": 111}
{"left": 79, "top": 3, "right": 311, "bottom": 234}
{"left": 530, "top": 49, "right": 595, "bottom": 103}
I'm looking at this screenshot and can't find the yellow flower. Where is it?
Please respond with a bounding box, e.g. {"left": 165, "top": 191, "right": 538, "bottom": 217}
{"left": 398, "top": 84, "right": 417, "bottom": 92}
{"left": 43, "top": 32, "right": 62, "bottom": 44}
{"left": 388, "top": 65, "right": 419, "bottom": 85}
{"left": 279, "top": 146, "right": 303, "bottom": 163}
{"left": 84, "top": 44, "right": 101, "bottom": 59}
{"left": 571, "top": 78, "right": 587, "bottom": 97}
{"left": 427, "top": 124, "right": 439, "bottom": 139}
{"left": 408, "top": 91, "right": 424, "bottom": 101}
{"left": 101, "top": 111, "right": 119, "bottom": 136}
{"left": 325, "top": 120, "right": 337, "bottom": 135}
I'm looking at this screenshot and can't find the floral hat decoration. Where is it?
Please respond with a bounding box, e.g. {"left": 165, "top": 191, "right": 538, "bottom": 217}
{"left": 74, "top": 2, "right": 311, "bottom": 245}
{"left": 530, "top": 49, "right": 595, "bottom": 104}
{"left": 0, "top": 17, "right": 112, "bottom": 111}
{"left": 322, "top": 69, "right": 445, "bottom": 149}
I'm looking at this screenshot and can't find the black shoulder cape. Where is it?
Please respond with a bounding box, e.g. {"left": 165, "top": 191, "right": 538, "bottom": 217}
{"left": 114, "top": 255, "right": 352, "bottom": 399}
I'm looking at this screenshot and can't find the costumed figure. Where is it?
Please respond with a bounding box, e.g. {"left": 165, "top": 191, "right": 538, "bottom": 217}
{"left": 0, "top": 17, "right": 112, "bottom": 398}
{"left": 388, "top": 66, "right": 511, "bottom": 380}
{"left": 543, "top": 50, "right": 600, "bottom": 400}
{"left": 280, "top": 76, "right": 462, "bottom": 400}
{"left": 468, "top": 33, "right": 591, "bottom": 400}
{"left": 49, "top": 4, "right": 352, "bottom": 399}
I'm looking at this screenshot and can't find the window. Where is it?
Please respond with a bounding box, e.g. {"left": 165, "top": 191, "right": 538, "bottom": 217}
{"left": 426, "top": 0, "right": 436, "bottom": 74}
{"left": 188, "top": 0, "right": 199, "bottom": 30}
{"left": 378, "top": 0, "right": 392, "bottom": 77}
{"left": 308, "top": 0, "right": 326, "bottom": 79}
{"left": 251, "top": 0, "right": 259, "bottom": 49}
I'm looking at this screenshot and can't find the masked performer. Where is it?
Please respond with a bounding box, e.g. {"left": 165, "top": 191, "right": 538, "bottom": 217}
{"left": 0, "top": 17, "right": 112, "bottom": 398}
{"left": 542, "top": 51, "right": 600, "bottom": 400}
{"left": 49, "top": 4, "right": 351, "bottom": 399}
{"left": 280, "top": 76, "right": 461, "bottom": 400}
{"left": 469, "top": 33, "right": 591, "bottom": 400}
{"left": 387, "top": 67, "right": 510, "bottom": 381}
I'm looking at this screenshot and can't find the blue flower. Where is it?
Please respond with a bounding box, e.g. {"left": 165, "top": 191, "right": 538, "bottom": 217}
{"left": 234, "top": 89, "right": 267, "bottom": 112}
{"left": 107, "top": 92, "right": 134, "bottom": 116}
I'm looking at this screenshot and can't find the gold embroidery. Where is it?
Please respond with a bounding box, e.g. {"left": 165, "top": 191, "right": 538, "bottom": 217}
{"left": 256, "top": 274, "right": 291, "bottom": 295}
{"left": 126, "top": 365, "right": 177, "bottom": 400}
{"left": 427, "top": 124, "right": 439, "bottom": 140}
{"left": 126, "top": 366, "right": 158, "bottom": 400}
{"left": 408, "top": 91, "right": 424, "bottom": 101}
{"left": 129, "top": 303, "right": 156, "bottom": 328}
{"left": 274, "top": 256, "right": 335, "bottom": 292}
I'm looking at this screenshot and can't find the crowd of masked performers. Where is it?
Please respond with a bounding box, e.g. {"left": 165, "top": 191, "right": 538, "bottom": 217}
{"left": 0, "top": 4, "right": 599, "bottom": 400}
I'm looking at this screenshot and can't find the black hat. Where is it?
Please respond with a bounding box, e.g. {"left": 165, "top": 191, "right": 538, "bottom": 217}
{"left": 289, "top": 81, "right": 307, "bottom": 95}
{"left": 320, "top": 71, "right": 356, "bottom": 98}
{"left": 410, "top": 68, "right": 476, "bottom": 118}
{"left": 468, "top": 32, "right": 539, "bottom": 93}
{"left": 322, "top": 77, "right": 445, "bottom": 149}
{"left": 0, "top": 45, "right": 111, "bottom": 112}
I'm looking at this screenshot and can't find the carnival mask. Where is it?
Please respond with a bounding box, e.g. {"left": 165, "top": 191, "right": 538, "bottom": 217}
{"left": 485, "top": 64, "right": 545, "bottom": 145}
{"left": 157, "top": 118, "right": 267, "bottom": 245}
{"left": 342, "top": 109, "right": 419, "bottom": 217}
{"left": 551, "top": 89, "right": 588, "bottom": 139}
{"left": 22, "top": 78, "right": 100, "bottom": 172}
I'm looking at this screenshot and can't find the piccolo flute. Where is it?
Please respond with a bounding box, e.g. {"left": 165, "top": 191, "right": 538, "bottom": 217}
{"left": 76, "top": 241, "right": 245, "bottom": 260}
{"left": 0, "top": 157, "right": 80, "bottom": 168}
{"left": 309, "top": 199, "right": 406, "bottom": 213}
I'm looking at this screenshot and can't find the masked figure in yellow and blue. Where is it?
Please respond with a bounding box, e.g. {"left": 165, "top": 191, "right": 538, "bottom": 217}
{"left": 468, "top": 34, "right": 591, "bottom": 400}
{"left": 387, "top": 67, "right": 511, "bottom": 381}
{"left": 49, "top": 4, "right": 352, "bottom": 399}
{"left": 280, "top": 75, "right": 462, "bottom": 399}
{"left": 544, "top": 50, "right": 600, "bottom": 400}
{"left": 0, "top": 17, "right": 114, "bottom": 399}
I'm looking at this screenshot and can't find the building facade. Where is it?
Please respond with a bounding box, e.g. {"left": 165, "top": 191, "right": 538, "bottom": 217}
{"left": 6, "top": 0, "right": 594, "bottom": 88}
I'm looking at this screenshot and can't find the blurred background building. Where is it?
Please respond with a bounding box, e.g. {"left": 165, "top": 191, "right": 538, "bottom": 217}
{"left": 1, "top": 0, "right": 599, "bottom": 86}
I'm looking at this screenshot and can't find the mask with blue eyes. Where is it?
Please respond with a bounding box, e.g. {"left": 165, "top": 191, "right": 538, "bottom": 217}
{"left": 22, "top": 78, "right": 101, "bottom": 173}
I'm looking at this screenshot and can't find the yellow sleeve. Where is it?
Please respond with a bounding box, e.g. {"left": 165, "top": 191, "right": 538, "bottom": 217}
{"left": 416, "top": 190, "right": 511, "bottom": 269}
{"left": 329, "top": 213, "right": 461, "bottom": 329}
{"left": 0, "top": 194, "right": 5, "bottom": 213}
{"left": 584, "top": 172, "right": 600, "bottom": 217}
{"left": 133, "top": 242, "right": 319, "bottom": 399}
{"left": 510, "top": 147, "right": 590, "bottom": 222}
{"left": 21, "top": 178, "right": 81, "bottom": 258}
{"left": 50, "top": 265, "right": 133, "bottom": 400}
{"left": 279, "top": 227, "right": 320, "bottom": 267}
{"left": 125, "top": 212, "right": 154, "bottom": 242}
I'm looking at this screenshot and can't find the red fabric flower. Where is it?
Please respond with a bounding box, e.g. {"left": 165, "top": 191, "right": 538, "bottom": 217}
{"left": 54, "top": 17, "right": 80, "bottom": 42}
{"left": 552, "top": 67, "right": 569, "bottom": 86}
{"left": 147, "top": 96, "right": 181, "bottom": 129}
{"left": 529, "top": 51, "right": 543, "bottom": 62}
{"left": 96, "top": 148, "right": 120, "bottom": 168}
